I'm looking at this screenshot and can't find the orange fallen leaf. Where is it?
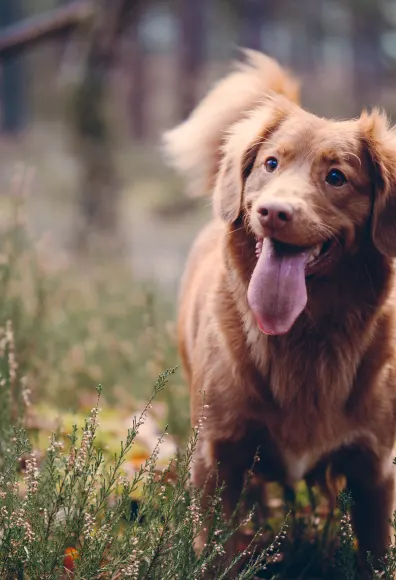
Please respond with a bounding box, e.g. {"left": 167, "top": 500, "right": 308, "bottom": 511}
{"left": 63, "top": 547, "right": 78, "bottom": 572}
{"left": 129, "top": 453, "right": 151, "bottom": 468}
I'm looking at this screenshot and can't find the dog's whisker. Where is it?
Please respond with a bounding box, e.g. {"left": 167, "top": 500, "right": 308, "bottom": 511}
{"left": 203, "top": 224, "right": 248, "bottom": 245}
{"left": 317, "top": 225, "right": 339, "bottom": 241}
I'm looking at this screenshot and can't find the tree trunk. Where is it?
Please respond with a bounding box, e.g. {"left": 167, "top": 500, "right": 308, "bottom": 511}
{"left": 0, "top": 0, "right": 26, "bottom": 134}
{"left": 305, "top": 0, "right": 324, "bottom": 73}
{"left": 351, "top": 6, "right": 384, "bottom": 111}
{"left": 239, "top": 0, "right": 263, "bottom": 51}
{"left": 179, "top": 0, "right": 205, "bottom": 120}
{"left": 128, "top": 1, "right": 144, "bottom": 140}
{"left": 68, "top": 0, "right": 134, "bottom": 251}
{"left": 71, "top": 47, "right": 120, "bottom": 247}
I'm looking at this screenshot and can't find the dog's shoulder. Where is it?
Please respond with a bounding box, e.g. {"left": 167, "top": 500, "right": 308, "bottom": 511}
{"left": 178, "top": 220, "right": 226, "bottom": 375}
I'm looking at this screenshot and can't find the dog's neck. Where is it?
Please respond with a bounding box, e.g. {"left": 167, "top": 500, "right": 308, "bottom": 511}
{"left": 221, "top": 223, "right": 394, "bottom": 409}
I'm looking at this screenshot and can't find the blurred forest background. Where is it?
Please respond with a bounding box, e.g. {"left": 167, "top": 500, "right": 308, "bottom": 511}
{"left": 0, "top": 0, "right": 396, "bottom": 438}
{"left": 2, "top": 0, "right": 396, "bottom": 293}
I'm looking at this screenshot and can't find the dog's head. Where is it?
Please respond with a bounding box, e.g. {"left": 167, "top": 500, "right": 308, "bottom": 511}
{"left": 164, "top": 51, "right": 396, "bottom": 337}
{"left": 215, "top": 96, "right": 396, "bottom": 335}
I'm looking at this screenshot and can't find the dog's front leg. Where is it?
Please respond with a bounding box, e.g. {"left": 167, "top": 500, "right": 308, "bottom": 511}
{"left": 192, "top": 438, "right": 246, "bottom": 575}
{"left": 348, "top": 471, "right": 394, "bottom": 575}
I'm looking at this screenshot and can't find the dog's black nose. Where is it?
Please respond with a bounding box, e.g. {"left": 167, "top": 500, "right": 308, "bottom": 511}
{"left": 257, "top": 201, "right": 294, "bottom": 230}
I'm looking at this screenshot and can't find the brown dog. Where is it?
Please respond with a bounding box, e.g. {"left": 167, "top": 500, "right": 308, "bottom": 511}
{"left": 164, "top": 50, "right": 396, "bottom": 572}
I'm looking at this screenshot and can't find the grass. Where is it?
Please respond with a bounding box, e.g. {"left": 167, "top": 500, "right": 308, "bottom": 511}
{"left": 0, "top": 173, "right": 190, "bottom": 432}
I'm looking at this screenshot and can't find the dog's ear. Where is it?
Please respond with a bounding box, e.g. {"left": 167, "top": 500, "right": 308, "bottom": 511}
{"left": 213, "top": 138, "right": 259, "bottom": 223}
{"left": 213, "top": 101, "right": 286, "bottom": 223}
{"left": 361, "top": 110, "right": 396, "bottom": 257}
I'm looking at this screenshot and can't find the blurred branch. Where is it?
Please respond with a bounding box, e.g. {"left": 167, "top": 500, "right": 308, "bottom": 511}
{"left": 0, "top": 1, "right": 94, "bottom": 58}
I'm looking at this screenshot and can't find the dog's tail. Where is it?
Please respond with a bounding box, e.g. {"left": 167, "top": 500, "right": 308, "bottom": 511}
{"left": 162, "top": 49, "right": 300, "bottom": 198}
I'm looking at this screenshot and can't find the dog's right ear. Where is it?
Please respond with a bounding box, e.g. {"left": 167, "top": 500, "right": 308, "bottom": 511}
{"left": 213, "top": 138, "right": 259, "bottom": 224}
{"left": 213, "top": 102, "right": 286, "bottom": 223}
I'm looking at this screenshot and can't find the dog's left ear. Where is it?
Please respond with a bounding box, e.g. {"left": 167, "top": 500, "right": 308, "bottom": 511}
{"left": 362, "top": 110, "right": 396, "bottom": 257}
{"left": 213, "top": 100, "right": 286, "bottom": 223}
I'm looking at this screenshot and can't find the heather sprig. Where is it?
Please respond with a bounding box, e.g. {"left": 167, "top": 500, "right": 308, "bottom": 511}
{"left": 335, "top": 490, "right": 357, "bottom": 580}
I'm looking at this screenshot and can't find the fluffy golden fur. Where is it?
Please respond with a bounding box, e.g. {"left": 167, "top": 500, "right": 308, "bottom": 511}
{"left": 164, "top": 50, "right": 396, "bottom": 573}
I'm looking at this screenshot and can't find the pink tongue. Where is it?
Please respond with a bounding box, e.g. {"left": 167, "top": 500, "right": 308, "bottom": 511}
{"left": 247, "top": 238, "right": 309, "bottom": 335}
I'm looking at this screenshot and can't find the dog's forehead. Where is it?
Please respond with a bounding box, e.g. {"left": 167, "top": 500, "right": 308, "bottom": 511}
{"left": 267, "top": 113, "right": 362, "bottom": 159}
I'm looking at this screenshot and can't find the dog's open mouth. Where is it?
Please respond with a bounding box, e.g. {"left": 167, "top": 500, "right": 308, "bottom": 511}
{"left": 255, "top": 237, "right": 339, "bottom": 277}
{"left": 248, "top": 237, "right": 339, "bottom": 336}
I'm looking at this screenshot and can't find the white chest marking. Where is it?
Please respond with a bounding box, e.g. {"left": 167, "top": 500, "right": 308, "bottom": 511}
{"left": 284, "top": 451, "right": 314, "bottom": 483}
{"left": 282, "top": 430, "right": 378, "bottom": 484}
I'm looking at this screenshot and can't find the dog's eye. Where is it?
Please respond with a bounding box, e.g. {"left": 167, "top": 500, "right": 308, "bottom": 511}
{"left": 265, "top": 157, "right": 278, "bottom": 172}
{"left": 326, "top": 169, "right": 347, "bottom": 187}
